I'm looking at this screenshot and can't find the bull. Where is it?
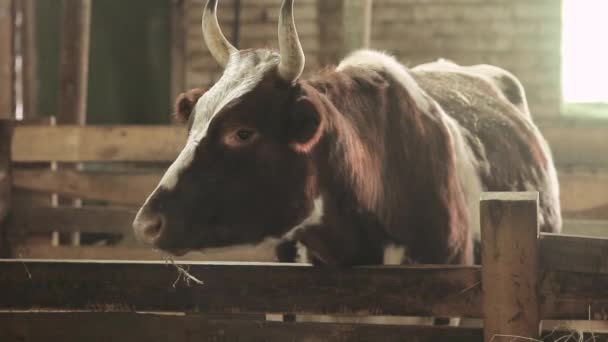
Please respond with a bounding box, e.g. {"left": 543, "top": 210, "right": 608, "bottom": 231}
{"left": 133, "top": 0, "right": 561, "bottom": 267}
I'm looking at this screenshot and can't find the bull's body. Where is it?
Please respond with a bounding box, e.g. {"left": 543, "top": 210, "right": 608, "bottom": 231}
{"left": 275, "top": 51, "right": 560, "bottom": 266}
{"left": 133, "top": 1, "right": 561, "bottom": 268}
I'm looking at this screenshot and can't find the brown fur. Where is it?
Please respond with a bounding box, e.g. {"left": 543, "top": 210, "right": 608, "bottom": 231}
{"left": 137, "top": 54, "right": 558, "bottom": 267}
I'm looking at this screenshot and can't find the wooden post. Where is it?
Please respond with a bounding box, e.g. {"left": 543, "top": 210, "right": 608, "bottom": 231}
{"left": 57, "top": 0, "right": 90, "bottom": 125}
{"left": 0, "top": 0, "right": 15, "bottom": 120}
{"left": 17, "top": 0, "right": 37, "bottom": 119}
{"left": 0, "top": 120, "right": 13, "bottom": 258}
{"left": 481, "top": 192, "right": 540, "bottom": 342}
{"left": 169, "top": 0, "right": 186, "bottom": 104}
{"left": 342, "top": 0, "right": 373, "bottom": 52}
{"left": 56, "top": 0, "right": 91, "bottom": 246}
{"left": 318, "top": 0, "right": 373, "bottom": 65}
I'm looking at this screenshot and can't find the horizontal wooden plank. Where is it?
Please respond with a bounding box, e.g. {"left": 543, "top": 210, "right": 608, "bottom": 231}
{"left": 12, "top": 169, "right": 159, "bottom": 206}
{"left": 562, "top": 219, "right": 608, "bottom": 238}
{"left": 12, "top": 125, "right": 186, "bottom": 162}
{"left": 559, "top": 170, "right": 608, "bottom": 220}
{"left": 10, "top": 124, "right": 608, "bottom": 165}
{"left": 6, "top": 206, "right": 606, "bottom": 245}
{"left": 10, "top": 168, "right": 608, "bottom": 223}
{"left": 539, "top": 233, "right": 608, "bottom": 274}
{"left": 11, "top": 240, "right": 280, "bottom": 262}
{"left": 0, "top": 260, "right": 606, "bottom": 320}
{"left": 0, "top": 260, "right": 484, "bottom": 318}
{"left": 8, "top": 205, "right": 136, "bottom": 236}
{"left": 2, "top": 313, "right": 605, "bottom": 342}
{"left": 538, "top": 121, "right": 608, "bottom": 167}
{"left": 0, "top": 313, "right": 483, "bottom": 342}
{"left": 540, "top": 270, "right": 608, "bottom": 320}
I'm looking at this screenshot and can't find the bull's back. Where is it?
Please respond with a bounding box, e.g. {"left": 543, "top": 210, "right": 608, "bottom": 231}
{"left": 411, "top": 69, "right": 561, "bottom": 234}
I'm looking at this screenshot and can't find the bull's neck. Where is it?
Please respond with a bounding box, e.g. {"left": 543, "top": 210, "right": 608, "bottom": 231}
{"left": 304, "top": 73, "right": 386, "bottom": 219}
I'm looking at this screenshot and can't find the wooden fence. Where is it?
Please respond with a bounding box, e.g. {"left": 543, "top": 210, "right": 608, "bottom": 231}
{"left": 1, "top": 119, "right": 607, "bottom": 259}
{"left": 1, "top": 119, "right": 608, "bottom": 341}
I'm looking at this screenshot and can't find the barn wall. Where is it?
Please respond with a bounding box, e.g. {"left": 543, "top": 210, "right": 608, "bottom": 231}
{"left": 185, "top": 0, "right": 319, "bottom": 90}
{"left": 369, "top": 0, "right": 562, "bottom": 118}
{"left": 184, "top": 0, "right": 561, "bottom": 118}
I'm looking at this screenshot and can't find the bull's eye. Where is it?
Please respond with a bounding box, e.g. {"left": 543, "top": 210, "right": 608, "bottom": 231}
{"left": 236, "top": 129, "right": 253, "bottom": 141}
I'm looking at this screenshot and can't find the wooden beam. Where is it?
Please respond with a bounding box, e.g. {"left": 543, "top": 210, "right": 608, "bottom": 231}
{"left": 8, "top": 168, "right": 608, "bottom": 222}
{"left": 539, "top": 233, "right": 608, "bottom": 274}
{"left": 539, "top": 121, "right": 608, "bottom": 167}
{"left": 2, "top": 313, "right": 605, "bottom": 342}
{"left": 559, "top": 169, "right": 608, "bottom": 219}
{"left": 0, "top": 260, "right": 484, "bottom": 318}
{"left": 11, "top": 123, "right": 608, "bottom": 164}
{"left": 12, "top": 125, "right": 186, "bottom": 162}
{"left": 540, "top": 270, "right": 608, "bottom": 320}
{"left": 562, "top": 219, "right": 608, "bottom": 238}
{"left": 169, "top": 0, "right": 186, "bottom": 103}
{"left": 57, "top": 0, "right": 90, "bottom": 124}
{"left": 0, "top": 120, "right": 13, "bottom": 257}
{"left": 0, "top": 0, "right": 15, "bottom": 119}
{"left": 481, "top": 192, "right": 541, "bottom": 341}
{"left": 342, "top": 0, "right": 373, "bottom": 52}
{"left": 8, "top": 205, "right": 136, "bottom": 236}
{"left": 0, "top": 121, "right": 12, "bottom": 223}
{"left": 0, "top": 260, "right": 605, "bottom": 320}
{"left": 17, "top": 0, "right": 37, "bottom": 119}
{"left": 12, "top": 169, "right": 160, "bottom": 206}
{"left": 0, "top": 312, "right": 484, "bottom": 342}
{"left": 11, "top": 237, "right": 279, "bottom": 261}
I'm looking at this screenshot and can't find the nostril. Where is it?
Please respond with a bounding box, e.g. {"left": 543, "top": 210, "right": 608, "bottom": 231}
{"left": 143, "top": 216, "right": 163, "bottom": 239}
{"left": 133, "top": 211, "right": 165, "bottom": 245}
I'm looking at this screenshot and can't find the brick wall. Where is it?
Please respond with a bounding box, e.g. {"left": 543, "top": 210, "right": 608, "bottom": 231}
{"left": 184, "top": 0, "right": 561, "bottom": 118}
{"left": 369, "top": 0, "right": 562, "bottom": 118}
{"left": 185, "top": 0, "right": 319, "bottom": 90}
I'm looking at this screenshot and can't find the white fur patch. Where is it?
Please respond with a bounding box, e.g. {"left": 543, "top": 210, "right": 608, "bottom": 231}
{"left": 283, "top": 196, "right": 324, "bottom": 240}
{"left": 294, "top": 242, "right": 310, "bottom": 264}
{"left": 150, "top": 50, "right": 280, "bottom": 194}
{"left": 383, "top": 243, "right": 407, "bottom": 265}
{"left": 337, "top": 50, "right": 431, "bottom": 112}
{"left": 413, "top": 59, "right": 530, "bottom": 116}
{"left": 189, "top": 50, "right": 280, "bottom": 144}
{"left": 441, "top": 110, "right": 485, "bottom": 241}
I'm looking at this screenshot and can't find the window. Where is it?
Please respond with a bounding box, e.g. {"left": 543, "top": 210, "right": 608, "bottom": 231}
{"left": 562, "top": 0, "right": 608, "bottom": 117}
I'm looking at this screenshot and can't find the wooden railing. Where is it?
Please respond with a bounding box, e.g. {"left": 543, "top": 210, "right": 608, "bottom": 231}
{"left": 1, "top": 119, "right": 608, "bottom": 341}
{"left": 2, "top": 121, "right": 607, "bottom": 260}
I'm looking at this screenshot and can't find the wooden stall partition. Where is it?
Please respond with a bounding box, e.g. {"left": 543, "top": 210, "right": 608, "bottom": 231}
{"left": 481, "top": 192, "right": 541, "bottom": 341}
{"left": 0, "top": 120, "right": 13, "bottom": 257}
{"left": 0, "top": 0, "right": 15, "bottom": 120}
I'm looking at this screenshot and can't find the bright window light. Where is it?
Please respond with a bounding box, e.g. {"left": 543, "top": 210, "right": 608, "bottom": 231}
{"left": 562, "top": 0, "right": 608, "bottom": 104}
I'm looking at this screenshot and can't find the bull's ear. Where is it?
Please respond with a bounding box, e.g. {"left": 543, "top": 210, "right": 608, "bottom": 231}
{"left": 288, "top": 96, "right": 324, "bottom": 153}
{"left": 172, "top": 88, "right": 205, "bottom": 124}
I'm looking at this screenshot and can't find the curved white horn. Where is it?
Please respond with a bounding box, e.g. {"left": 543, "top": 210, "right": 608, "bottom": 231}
{"left": 202, "top": 0, "right": 237, "bottom": 68}
{"left": 277, "top": 0, "right": 305, "bottom": 83}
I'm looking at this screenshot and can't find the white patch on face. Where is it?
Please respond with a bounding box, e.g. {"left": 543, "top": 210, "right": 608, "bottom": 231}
{"left": 141, "top": 50, "right": 281, "bottom": 204}
{"left": 283, "top": 196, "right": 324, "bottom": 240}
{"left": 337, "top": 50, "right": 431, "bottom": 113}
{"left": 188, "top": 50, "right": 280, "bottom": 145}
{"left": 383, "top": 243, "right": 408, "bottom": 265}
{"left": 157, "top": 141, "right": 196, "bottom": 191}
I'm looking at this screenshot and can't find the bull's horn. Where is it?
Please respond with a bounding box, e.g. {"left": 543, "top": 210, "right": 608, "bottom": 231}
{"left": 202, "top": 0, "right": 237, "bottom": 68}
{"left": 277, "top": 0, "right": 305, "bottom": 83}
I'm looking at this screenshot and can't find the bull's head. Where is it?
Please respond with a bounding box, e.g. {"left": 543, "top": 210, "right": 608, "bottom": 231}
{"left": 133, "top": 0, "right": 323, "bottom": 253}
